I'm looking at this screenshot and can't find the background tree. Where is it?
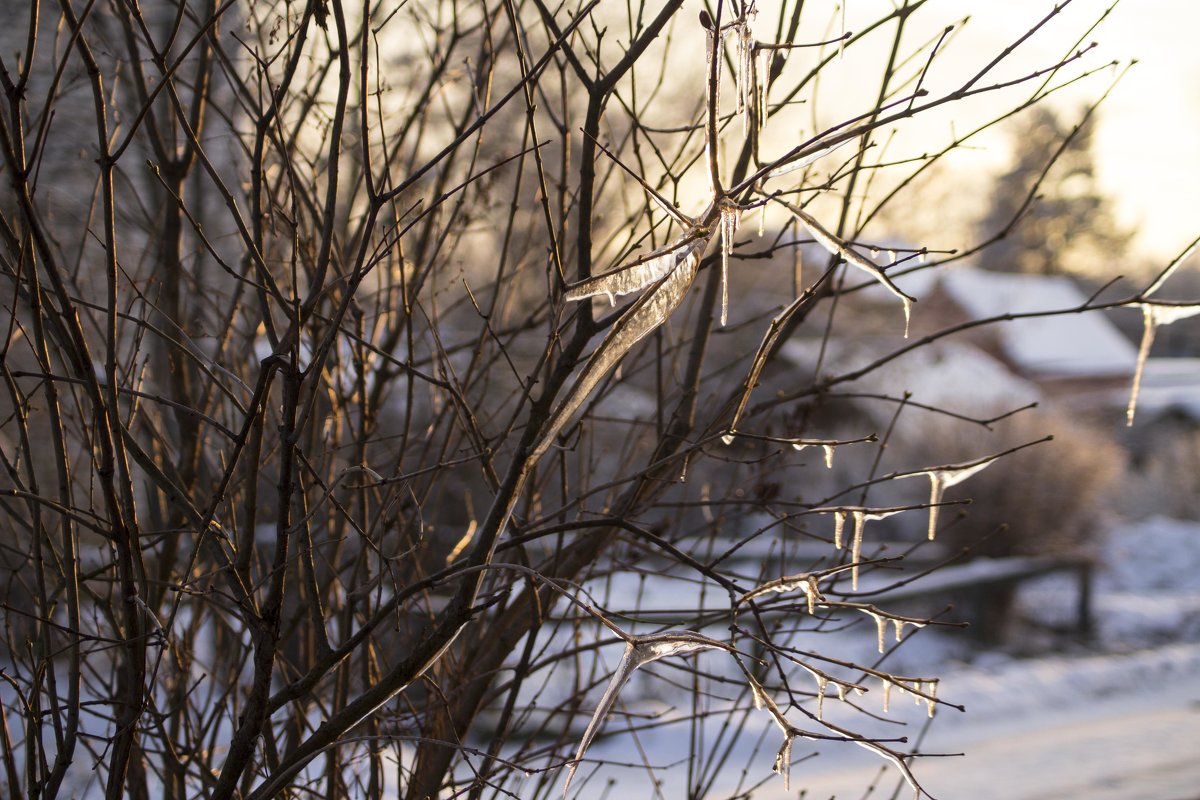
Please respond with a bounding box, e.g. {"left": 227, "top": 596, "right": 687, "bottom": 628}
{"left": 976, "top": 105, "right": 1132, "bottom": 277}
{"left": 1, "top": 2, "right": 1193, "bottom": 799}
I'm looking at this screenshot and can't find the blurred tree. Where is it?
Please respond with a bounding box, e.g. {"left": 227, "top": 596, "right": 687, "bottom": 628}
{"left": 978, "top": 106, "right": 1131, "bottom": 277}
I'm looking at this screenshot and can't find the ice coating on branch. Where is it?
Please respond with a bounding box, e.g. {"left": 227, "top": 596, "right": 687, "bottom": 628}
{"left": 563, "top": 631, "right": 730, "bottom": 797}
{"left": 718, "top": 201, "right": 742, "bottom": 325}
{"left": 535, "top": 233, "right": 709, "bottom": 461}
{"left": 915, "top": 454, "right": 1001, "bottom": 540}
{"left": 705, "top": 24, "right": 722, "bottom": 195}
{"left": 766, "top": 139, "right": 850, "bottom": 179}
{"left": 564, "top": 234, "right": 700, "bottom": 304}
{"left": 745, "top": 674, "right": 800, "bottom": 791}
{"left": 785, "top": 203, "right": 916, "bottom": 337}
{"left": 1127, "top": 302, "right": 1200, "bottom": 425}
{"left": 789, "top": 441, "right": 835, "bottom": 468}
{"left": 739, "top": 572, "right": 824, "bottom": 613}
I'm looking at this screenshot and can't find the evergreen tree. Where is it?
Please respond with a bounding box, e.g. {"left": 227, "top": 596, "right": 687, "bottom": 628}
{"left": 978, "top": 107, "right": 1131, "bottom": 276}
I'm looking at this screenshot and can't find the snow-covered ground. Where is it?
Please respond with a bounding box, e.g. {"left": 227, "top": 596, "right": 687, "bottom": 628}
{"left": 569, "top": 515, "right": 1200, "bottom": 800}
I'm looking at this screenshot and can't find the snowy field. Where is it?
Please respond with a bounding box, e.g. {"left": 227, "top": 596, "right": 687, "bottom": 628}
{"left": 567, "top": 516, "right": 1200, "bottom": 800}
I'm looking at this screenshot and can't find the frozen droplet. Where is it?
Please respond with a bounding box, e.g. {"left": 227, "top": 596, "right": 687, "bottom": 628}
{"left": 721, "top": 433, "right": 735, "bottom": 445}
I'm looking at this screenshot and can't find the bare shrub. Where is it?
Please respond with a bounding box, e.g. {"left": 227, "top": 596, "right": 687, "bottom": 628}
{"left": 0, "top": 2, "right": 1193, "bottom": 799}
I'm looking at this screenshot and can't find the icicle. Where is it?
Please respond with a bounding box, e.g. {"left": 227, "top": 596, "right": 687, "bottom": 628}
{"left": 1128, "top": 304, "right": 1156, "bottom": 427}
{"left": 758, "top": 203, "right": 766, "bottom": 237}
{"left": 888, "top": 249, "right": 897, "bottom": 264}
{"left": 774, "top": 735, "right": 793, "bottom": 790}
{"left": 817, "top": 676, "right": 828, "bottom": 718}
{"left": 604, "top": 291, "right": 615, "bottom": 307}
{"left": 833, "top": 510, "right": 846, "bottom": 550}
{"left": 835, "top": 683, "right": 847, "bottom": 701}
{"left": 872, "top": 611, "right": 887, "bottom": 654}
{"left": 901, "top": 296, "right": 912, "bottom": 339}
{"left": 926, "top": 680, "right": 938, "bottom": 717}
{"left": 718, "top": 201, "right": 741, "bottom": 326}
{"left": 893, "top": 618, "right": 923, "bottom": 642}
{"left": 925, "top": 472, "right": 945, "bottom": 541}
{"left": 736, "top": 23, "right": 755, "bottom": 134}
{"left": 802, "top": 576, "right": 820, "bottom": 614}
{"left": 750, "top": 677, "right": 768, "bottom": 710}
{"left": 1127, "top": 303, "right": 1200, "bottom": 425}
{"left": 851, "top": 510, "right": 865, "bottom": 589}
{"left": 882, "top": 679, "right": 892, "bottom": 713}
{"left": 917, "top": 455, "right": 999, "bottom": 540}
{"left": 739, "top": 572, "right": 828, "bottom": 610}
{"left": 822, "top": 444, "right": 834, "bottom": 469}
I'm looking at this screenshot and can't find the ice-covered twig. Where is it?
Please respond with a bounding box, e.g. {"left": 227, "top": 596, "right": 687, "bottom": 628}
{"left": 563, "top": 231, "right": 707, "bottom": 305}
{"left": 719, "top": 433, "right": 877, "bottom": 469}
{"left": 764, "top": 138, "right": 852, "bottom": 179}
{"left": 562, "top": 630, "right": 734, "bottom": 797}
{"left": 775, "top": 198, "right": 917, "bottom": 337}
{"left": 537, "top": 231, "right": 712, "bottom": 460}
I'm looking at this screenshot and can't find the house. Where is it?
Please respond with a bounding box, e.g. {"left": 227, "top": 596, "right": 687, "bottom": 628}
{"left": 904, "top": 266, "right": 1139, "bottom": 405}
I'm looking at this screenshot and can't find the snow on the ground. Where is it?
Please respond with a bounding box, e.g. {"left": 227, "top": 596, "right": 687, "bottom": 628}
{"left": 567, "top": 515, "right": 1200, "bottom": 799}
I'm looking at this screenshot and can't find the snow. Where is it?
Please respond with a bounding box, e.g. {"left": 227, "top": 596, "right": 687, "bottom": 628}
{"left": 562, "top": 515, "right": 1200, "bottom": 800}
{"left": 937, "top": 267, "right": 1139, "bottom": 378}
{"left": 781, "top": 337, "right": 1043, "bottom": 422}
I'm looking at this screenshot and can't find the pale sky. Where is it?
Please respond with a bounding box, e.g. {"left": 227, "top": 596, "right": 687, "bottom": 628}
{"left": 725, "top": 1, "right": 1200, "bottom": 269}
{"left": 958, "top": 0, "right": 1200, "bottom": 266}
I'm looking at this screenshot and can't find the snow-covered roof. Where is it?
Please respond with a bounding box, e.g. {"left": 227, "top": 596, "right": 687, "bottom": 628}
{"left": 781, "top": 338, "right": 1042, "bottom": 421}
{"left": 934, "top": 267, "right": 1139, "bottom": 379}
